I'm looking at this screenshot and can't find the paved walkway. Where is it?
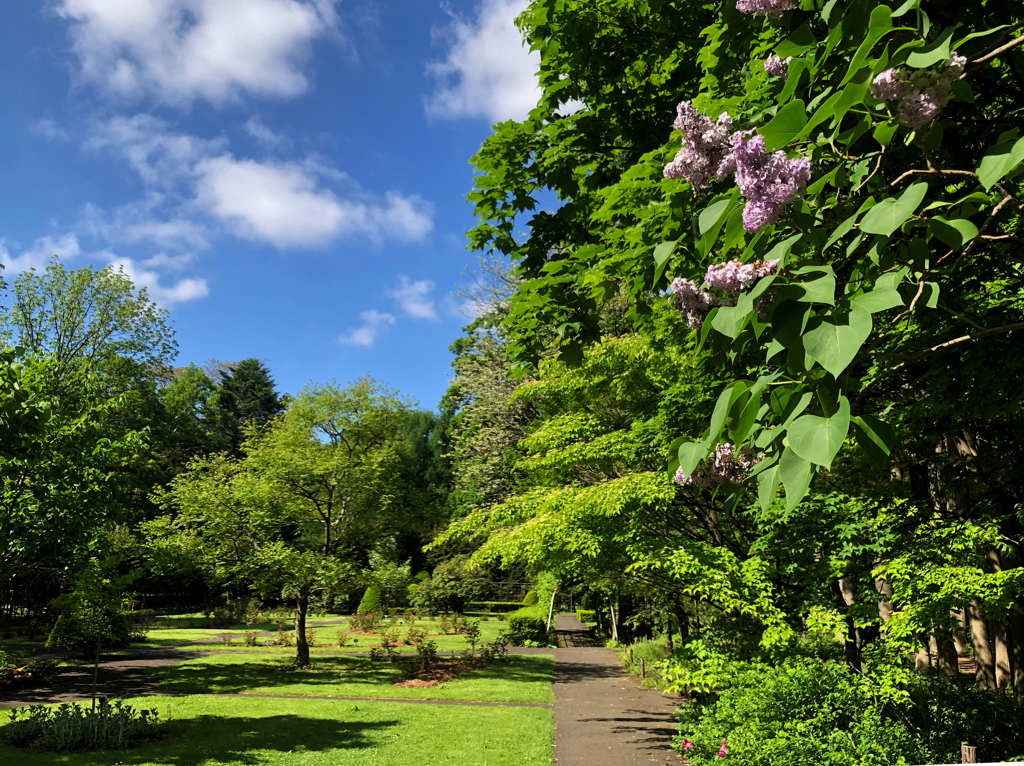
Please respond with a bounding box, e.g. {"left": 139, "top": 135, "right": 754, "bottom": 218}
{"left": 552, "top": 614, "right": 680, "bottom": 766}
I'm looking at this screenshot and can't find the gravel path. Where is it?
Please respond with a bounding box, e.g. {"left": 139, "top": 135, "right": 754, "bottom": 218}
{"left": 552, "top": 614, "right": 680, "bottom": 766}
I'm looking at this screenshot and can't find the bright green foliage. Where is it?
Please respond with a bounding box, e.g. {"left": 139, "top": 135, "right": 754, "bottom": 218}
{"left": 357, "top": 586, "right": 384, "bottom": 614}
{"left": 0, "top": 349, "right": 141, "bottom": 586}
{"left": 676, "top": 659, "right": 1024, "bottom": 765}
{"left": 46, "top": 563, "right": 136, "bottom": 656}
{"left": 522, "top": 590, "right": 538, "bottom": 606}
{"left": 506, "top": 615, "right": 548, "bottom": 646}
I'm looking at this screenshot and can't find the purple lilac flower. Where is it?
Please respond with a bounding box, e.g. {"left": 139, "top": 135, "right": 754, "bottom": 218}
{"left": 705, "top": 259, "right": 779, "bottom": 296}
{"left": 870, "top": 68, "right": 910, "bottom": 101}
{"left": 736, "top": 0, "right": 798, "bottom": 17}
{"left": 670, "top": 277, "right": 721, "bottom": 328}
{"left": 731, "top": 132, "right": 812, "bottom": 233}
{"left": 764, "top": 54, "right": 792, "bottom": 78}
{"left": 674, "top": 444, "right": 759, "bottom": 488}
{"left": 664, "top": 101, "right": 736, "bottom": 188}
{"left": 870, "top": 53, "right": 965, "bottom": 130}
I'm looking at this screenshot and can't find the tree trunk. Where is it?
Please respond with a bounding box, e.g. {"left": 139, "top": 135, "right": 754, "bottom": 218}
{"left": 914, "top": 635, "right": 932, "bottom": 674}
{"left": 831, "top": 576, "right": 861, "bottom": 671}
{"left": 993, "top": 618, "right": 1013, "bottom": 690}
{"left": 673, "top": 602, "right": 690, "bottom": 647}
{"left": 294, "top": 591, "right": 310, "bottom": 669}
{"left": 665, "top": 614, "right": 674, "bottom": 654}
{"left": 935, "top": 627, "right": 960, "bottom": 677}
{"left": 875, "top": 577, "right": 894, "bottom": 626}
{"left": 952, "top": 607, "right": 969, "bottom": 656}
{"left": 969, "top": 599, "right": 997, "bottom": 691}
{"left": 1010, "top": 597, "right": 1024, "bottom": 700}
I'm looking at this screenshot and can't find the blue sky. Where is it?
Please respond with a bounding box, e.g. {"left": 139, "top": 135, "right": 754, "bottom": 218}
{"left": 0, "top": 0, "right": 539, "bottom": 410}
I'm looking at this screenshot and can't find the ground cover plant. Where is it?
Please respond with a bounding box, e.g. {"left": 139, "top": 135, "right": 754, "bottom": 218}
{"left": 0, "top": 695, "right": 554, "bottom": 766}
{"left": 152, "top": 652, "right": 554, "bottom": 704}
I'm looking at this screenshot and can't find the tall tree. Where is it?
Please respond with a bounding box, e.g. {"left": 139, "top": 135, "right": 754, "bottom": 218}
{"left": 0, "top": 257, "right": 176, "bottom": 376}
{"left": 216, "top": 358, "right": 284, "bottom": 451}
{"left": 159, "top": 378, "right": 412, "bottom": 668}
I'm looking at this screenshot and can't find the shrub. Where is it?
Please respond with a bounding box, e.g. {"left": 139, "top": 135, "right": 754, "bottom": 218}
{"left": 522, "top": 590, "right": 538, "bottom": 606}
{"left": 357, "top": 586, "right": 384, "bottom": 615}
{"left": 674, "top": 658, "right": 1024, "bottom": 766}
{"left": 47, "top": 605, "right": 132, "bottom": 657}
{"left": 506, "top": 615, "right": 548, "bottom": 647}
{"left": 407, "top": 562, "right": 489, "bottom": 614}
{"left": 336, "top": 629, "right": 350, "bottom": 647}
{"left": 3, "top": 699, "right": 164, "bottom": 751}
{"left": 350, "top": 611, "right": 380, "bottom": 633}
{"left": 244, "top": 631, "right": 260, "bottom": 647}
{"left": 415, "top": 640, "right": 439, "bottom": 672}
{"left": 576, "top": 609, "right": 596, "bottom": 623}
{"left": 507, "top": 605, "right": 544, "bottom": 622}
{"left": 304, "top": 629, "right": 317, "bottom": 647}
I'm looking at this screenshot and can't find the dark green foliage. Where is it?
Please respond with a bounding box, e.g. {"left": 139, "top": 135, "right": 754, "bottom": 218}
{"left": 217, "top": 358, "right": 284, "bottom": 451}
{"left": 3, "top": 700, "right": 164, "bottom": 751}
{"left": 675, "top": 660, "right": 1024, "bottom": 766}
{"left": 357, "top": 586, "right": 384, "bottom": 615}
{"left": 522, "top": 591, "right": 538, "bottom": 606}
{"left": 506, "top": 616, "right": 548, "bottom": 647}
{"left": 46, "top": 565, "right": 135, "bottom": 656}
{"left": 408, "top": 562, "right": 489, "bottom": 614}
{"left": 467, "top": 601, "right": 525, "bottom": 613}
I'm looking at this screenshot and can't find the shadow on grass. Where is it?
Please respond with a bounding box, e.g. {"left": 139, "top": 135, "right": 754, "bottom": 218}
{"left": 154, "top": 656, "right": 552, "bottom": 696}
{"left": 0, "top": 713, "right": 400, "bottom": 766}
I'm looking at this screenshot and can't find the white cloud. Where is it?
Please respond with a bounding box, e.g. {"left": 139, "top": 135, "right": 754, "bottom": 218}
{"left": 103, "top": 252, "right": 209, "bottom": 305}
{"left": 338, "top": 309, "right": 395, "bottom": 347}
{"left": 80, "top": 195, "right": 210, "bottom": 250}
{"left": 0, "top": 234, "right": 206, "bottom": 307}
{"left": 194, "top": 155, "right": 433, "bottom": 248}
{"left": 389, "top": 275, "right": 438, "bottom": 320}
{"left": 426, "top": 0, "right": 540, "bottom": 123}
{"left": 87, "top": 114, "right": 226, "bottom": 188}
{"left": 244, "top": 116, "right": 290, "bottom": 150}
{"left": 57, "top": 0, "right": 339, "bottom": 106}
{"left": 0, "top": 234, "right": 83, "bottom": 273}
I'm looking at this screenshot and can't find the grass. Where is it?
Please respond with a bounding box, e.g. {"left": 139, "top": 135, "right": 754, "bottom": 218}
{"left": 0, "top": 694, "right": 554, "bottom": 765}
{"left": 153, "top": 652, "right": 554, "bottom": 704}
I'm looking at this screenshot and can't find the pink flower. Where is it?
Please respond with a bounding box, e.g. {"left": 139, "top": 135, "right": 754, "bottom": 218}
{"left": 717, "top": 738, "right": 728, "bottom": 757}
{"left": 764, "top": 54, "right": 792, "bottom": 78}
{"left": 682, "top": 738, "right": 695, "bottom": 751}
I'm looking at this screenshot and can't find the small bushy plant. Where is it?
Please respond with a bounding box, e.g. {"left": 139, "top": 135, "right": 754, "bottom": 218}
{"left": 336, "top": 629, "right": 350, "bottom": 647}
{"left": 357, "top": 586, "right": 384, "bottom": 615}
{"left": 576, "top": 609, "right": 596, "bottom": 623}
{"left": 415, "top": 640, "right": 439, "bottom": 672}
{"left": 522, "top": 590, "right": 538, "bottom": 606}
{"left": 3, "top": 700, "right": 164, "bottom": 751}
{"left": 350, "top": 611, "right": 380, "bottom": 633}
{"left": 506, "top": 615, "right": 548, "bottom": 647}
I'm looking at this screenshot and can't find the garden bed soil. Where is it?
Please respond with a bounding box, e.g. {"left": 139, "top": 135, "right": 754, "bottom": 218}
{"left": 392, "top": 657, "right": 491, "bottom": 687}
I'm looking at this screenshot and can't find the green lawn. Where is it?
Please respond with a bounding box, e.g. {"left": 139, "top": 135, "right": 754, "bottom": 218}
{"left": 153, "top": 653, "right": 554, "bottom": 704}
{"left": 0, "top": 694, "right": 554, "bottom": 765}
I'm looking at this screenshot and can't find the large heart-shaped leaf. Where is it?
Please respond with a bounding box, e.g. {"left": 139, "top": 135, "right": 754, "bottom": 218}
{"left": 860, "top": 182, "right": 928, "bottom": 236}
{"left": 677, "top": 441, "right": 711, "bottom": 478}
{"left": 851, "top": 414, "right": 897, "bottom": 470}
{"left": 787, "top": 397, "right": 851, "bottom": 468}
{"left": 803, "top": 308, "right": 873, "bottom": 377}
{"left": 930, "top": 217, "right": 979, "bottom": 249}
{"left": 760, "top": 100, "right": 808, "bottom": 151}
{"left": 977, "top": 136, "right": 1024, "bottom": 190}
{"left": 780, "top": 446, "right": 813, "bottom": 510}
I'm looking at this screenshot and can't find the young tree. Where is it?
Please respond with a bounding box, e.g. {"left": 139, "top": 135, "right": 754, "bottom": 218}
{"left": 159, "top": 378, "right": 413, "bottom": 667}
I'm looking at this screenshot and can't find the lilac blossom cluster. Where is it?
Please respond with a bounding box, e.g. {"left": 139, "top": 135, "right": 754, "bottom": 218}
{"left": 663, "top": 102, "right": 812, "bottom": 233}
{"left": 671, "top": 277, "right": 723, "bottom": 328}
{"left": 870, "top": 53, "right": 967, "bottom": 130}
{"left": 764, "top": 53, "right": 792, "bottom": 78}
{"left": 731, "top": 132, "right": 812, "bottom": 232}
{"left": 663, "top": 101, "right": 736, "bottom": 188}
{"left": 736, "top": 0, "right": 798, "bottom": 18}
{"left": 705, "top": 258, "right": 780, "bottom": 296}
{"left": 674, "top": 444, "right": 759, "bottom": 488}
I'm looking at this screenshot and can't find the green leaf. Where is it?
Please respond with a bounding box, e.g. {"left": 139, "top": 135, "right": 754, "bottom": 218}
{"left": 803, "top": 308, "right": 874, "bottom": 377}
{"left": 653, "top": 240, "right": 678, "bottom": 284}
{"left": 929, "top": 217, "right": 979, "bottom": 249}
{"left": 780, "top": 446, "right": 813, "bottom": 510}
{"left": 873, "top": 120, "right": 899, "bottom": 146}
{"left": 859, "top": 182, "right": 928, "bottom": 236}
{"left": 842, "top": 6, "right": 894, "bottom": 86}
{"left": 906, "top": 26, "right": 955, "bottom": 68}
{"left": 976, "top": 137, "right": 1024, "bottom": 190}
{"left": 759, "top": 100, "right": 808, "bottom": 151}
{"left": 850, "top": 287, "right": 904, "bottom": 314}
{"left": 677, "top": 441, "right": 711, "bottom": 478}
{"left": 763, "top": 234, "right": 803, "bottom": 267}
{"left": 851, "top": 414, "right": 897, "bottom": 470}
{"left": 708, "top": 382, "right": 749, "bottom": 444}
{"left": 712, "top": 293, "right": 755, "bottom": 339}
{"left": 785, "top": 270, "right": 837, "bottom": 304}
{"left": 787, "top": 397, "right": 851, "bottom": 469}
{"left": 699, "top": 198, "right": 733, "bottom": 235}
{"left": 775, "top": 24, "right": 817, "bottom": 58}
{"left": 758, "top": 464, "right": 781, "bottom": 512}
